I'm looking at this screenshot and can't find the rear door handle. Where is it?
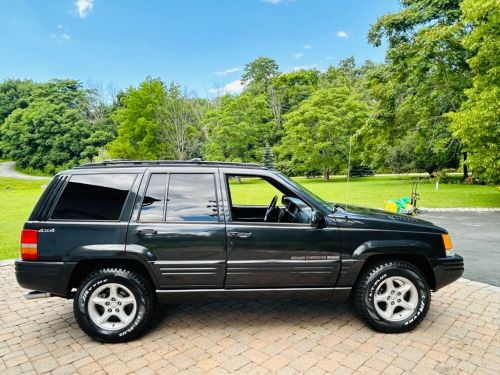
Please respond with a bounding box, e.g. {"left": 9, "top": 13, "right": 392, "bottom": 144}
{"left": 135, "top": 228, "right": 157, "bottom": 236}
{"left": 228, "top": 231, "right": 253, "bottom": 239}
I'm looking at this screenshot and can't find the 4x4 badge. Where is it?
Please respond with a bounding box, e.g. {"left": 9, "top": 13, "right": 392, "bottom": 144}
{"left": 38, "top": 228, "right": 55, "bottom": 233}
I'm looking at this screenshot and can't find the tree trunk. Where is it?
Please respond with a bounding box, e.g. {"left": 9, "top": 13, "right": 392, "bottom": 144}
{"left": 323, "top": 167, "right": 330, "bottom": 181}
{"left": 463, "top": 152, "right": 468, "bottom": 180}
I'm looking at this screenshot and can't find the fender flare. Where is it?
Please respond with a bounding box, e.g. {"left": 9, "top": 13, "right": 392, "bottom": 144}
{"left": 65, "top": 244, "right": 160, "bottom": 291}
{"left": 336, "top": 240, "right": 437, "bottom": 288}
{"left": 352, "top": 239, "right": 436, "bottom": 260}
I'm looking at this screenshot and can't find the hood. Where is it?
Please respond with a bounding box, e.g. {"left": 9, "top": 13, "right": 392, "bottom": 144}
{"left": 332, "top": 204, "right": 445, "bottom": 233}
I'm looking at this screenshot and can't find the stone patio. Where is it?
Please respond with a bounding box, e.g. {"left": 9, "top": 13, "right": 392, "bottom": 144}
{"left": 0, "top": 264, "right": 498, "bottom": 374}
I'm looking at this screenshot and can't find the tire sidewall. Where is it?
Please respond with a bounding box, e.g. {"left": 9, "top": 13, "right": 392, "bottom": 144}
{"left": 364, "top": 265, "right": 429, "bottom": 331}
{"left": 75, "top": 272, "right": 148, "bottom": 341}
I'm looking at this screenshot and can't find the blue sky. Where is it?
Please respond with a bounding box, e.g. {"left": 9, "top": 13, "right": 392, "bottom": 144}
{"left": 0, "top": 0, "right": 400, "bottom": 97}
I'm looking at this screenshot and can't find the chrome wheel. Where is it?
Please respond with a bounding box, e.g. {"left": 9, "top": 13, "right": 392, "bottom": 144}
{"left": 373, "top": 276, "right": 418, "bottom": 322}
{"left": 87, "top": 283, "right": 137, "bottom": 331}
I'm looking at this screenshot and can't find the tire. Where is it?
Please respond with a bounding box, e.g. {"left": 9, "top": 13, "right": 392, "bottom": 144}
{"left": 74, "top": 268, "right": 155, "bottom": 343}
{"left": 353, "top": 260, "right": 430, "bottom": 333}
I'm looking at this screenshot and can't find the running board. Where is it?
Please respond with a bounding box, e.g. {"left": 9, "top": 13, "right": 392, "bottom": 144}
{"left": 24, "top": 290, "right": 52, "bottom": 300}
{"left": 155, "top": 286, "right": 351, "bottom": 303}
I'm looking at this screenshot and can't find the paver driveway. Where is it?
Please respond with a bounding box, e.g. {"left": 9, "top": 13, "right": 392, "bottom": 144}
{"left": 0, "top": 264, "right": 499, "bottom": 375}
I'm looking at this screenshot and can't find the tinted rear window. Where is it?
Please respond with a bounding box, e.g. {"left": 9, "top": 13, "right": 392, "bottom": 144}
{"left": 51, "top": 174, "right": 136, "bottom": 220}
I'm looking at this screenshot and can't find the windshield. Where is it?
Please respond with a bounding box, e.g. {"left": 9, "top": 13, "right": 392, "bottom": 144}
{"left": 277, "top": 173, "right": 333, "bottom": 211}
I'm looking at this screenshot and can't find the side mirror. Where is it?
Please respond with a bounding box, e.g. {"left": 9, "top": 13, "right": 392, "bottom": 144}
{"left": 311, "top": 210, "right": 326, "bottom": 228}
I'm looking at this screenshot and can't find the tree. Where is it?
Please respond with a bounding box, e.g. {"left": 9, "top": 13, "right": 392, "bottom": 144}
{"left": 155, "top": 83, "right": 205, "bottom": 160}
{"left": 447, "top": 0, "right": 500, "bottom": 184}
{"left": 367, "top": 0, "right": 470, "bottom": 175}
{"left": 0, "top": 79, "right": 34, "bottom": 126}
{"left": 276, "top": 87, "right": 369, "bottom": 179}
{"left": 241, "top": 57, "right": 279, "bottom": 91}
{"left": 108, "top": 78, "right": 167, "bottom": 159}
{"left": 204, "top": 92, "right": 272, "bottom": 162}
{"left": 262, "top": 142, "right": 275, "bottom": 169}
{"left": 0, "top": 80, "right": 113, "bottom": 173}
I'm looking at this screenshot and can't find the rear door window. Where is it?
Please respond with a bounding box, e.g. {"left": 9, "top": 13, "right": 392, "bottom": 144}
{"left": 51, "top": 174, "right": 136, "bottom": 220}
{"left": 166, "top": 174, "right": 218, "bottom": 222}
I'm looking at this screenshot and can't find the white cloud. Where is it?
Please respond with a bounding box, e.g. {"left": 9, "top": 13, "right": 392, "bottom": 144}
{"left": 303, "top": 44, "right": 312, "bottom": 49}
{"left": 208, "top": 80, "right": 246, "bottom": 95}
{"left": 293, "top": 52, "right": 304, "bottom": 59}
{"left": 75, "top": 0, "right": 94, "bottom": 18}
{"left": 215, "top": 67, "right": 241, "bottom": 76}
{"left": 223, "top": 80, "right": 246, "bottom": 94}
{"left": 336, "top": 30, "right": 348, "bottom": 38}
{"left": 52, "top": 25, "right": 71, "bottom": 42}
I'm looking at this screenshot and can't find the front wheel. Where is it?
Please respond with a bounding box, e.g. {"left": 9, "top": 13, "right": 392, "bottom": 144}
{"left": 353, "top": 260, "right": 430, "bottom": 333}
{"left": 74, "top": 268, "right": 155, "bottom": 343}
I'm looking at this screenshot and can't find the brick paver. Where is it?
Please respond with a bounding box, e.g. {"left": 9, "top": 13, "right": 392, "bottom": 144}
{"left": 0, "top": 264, "right": 498, "bottom": 374}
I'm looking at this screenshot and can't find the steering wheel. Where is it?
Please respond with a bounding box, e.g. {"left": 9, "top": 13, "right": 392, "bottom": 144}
{"left": 264, "top": 195, "right": 278, "bottom": 222}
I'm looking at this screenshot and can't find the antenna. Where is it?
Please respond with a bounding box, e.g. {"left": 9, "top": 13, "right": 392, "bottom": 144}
{"left": 345, "top": 136, "right": 353, "bottom": 213}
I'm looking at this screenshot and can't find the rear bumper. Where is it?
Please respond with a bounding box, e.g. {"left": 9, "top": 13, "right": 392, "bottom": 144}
{"left": 15, "top": 260, "right": 76, "bottom": 298}
{"left": 431, "top": 255, "right": 464, "bottom": 291}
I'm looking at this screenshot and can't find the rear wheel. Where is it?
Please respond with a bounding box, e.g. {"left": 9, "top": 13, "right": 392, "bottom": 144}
{"left": 353, "top": 260, "right": 430, "bottom": 333}
{"left": 74, "top": 268, "right": 155, "bottom": 343}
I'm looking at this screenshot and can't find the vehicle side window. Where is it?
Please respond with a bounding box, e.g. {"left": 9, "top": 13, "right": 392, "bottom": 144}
{"left": 139, "top": 174, "right": 167, "bottom": 222}
{"left": 51, "top": 174, "right": 136, "bottom": 220}
{"left": 166, "top": 174, "right": 218, "bottom": 222}
{"left": 228, "top": 176, "right": 284, "bottom": 206}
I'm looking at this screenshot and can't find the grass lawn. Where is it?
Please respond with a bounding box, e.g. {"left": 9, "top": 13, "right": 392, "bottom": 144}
{"left": 0, "top": 177, "right": 49, "bottom": 260}
{"left": 229, "top": 175, "right": 500, "bottom": 208}
{"left": 1, "top": 175, "right": 499, "bottom": 260}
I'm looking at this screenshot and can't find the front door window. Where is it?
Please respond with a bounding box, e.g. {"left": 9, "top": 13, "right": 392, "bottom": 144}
{"left": 226, "top": 175, "right": 312, "bottom": 224}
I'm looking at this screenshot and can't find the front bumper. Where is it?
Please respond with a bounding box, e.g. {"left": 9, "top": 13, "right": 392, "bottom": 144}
{"left": 15, "top": 260, "right": 76, "bottom": 298}
{"left": 430, "top": 255, "right": 464, "bottom": 291}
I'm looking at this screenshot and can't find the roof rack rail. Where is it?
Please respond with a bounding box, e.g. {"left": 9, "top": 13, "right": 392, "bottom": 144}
{"left": 75, "top": 159, "right": 265, "bottom": 169}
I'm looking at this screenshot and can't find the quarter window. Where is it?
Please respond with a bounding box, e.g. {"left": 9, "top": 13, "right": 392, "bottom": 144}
{"left": 51, "top": 174, "right": 136, "bottom": 220}
{"left": 139, "top": 174, "right": 167, "bottom": 222}
{"left": 166, "top": 174, "right": 218, "bottom": 222}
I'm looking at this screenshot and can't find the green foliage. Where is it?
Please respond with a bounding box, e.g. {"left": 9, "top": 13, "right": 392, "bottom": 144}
{"left": 277, "top": 86, "right": 369, "bottom": 179}
{"left": 0, "top": 1, "right": 497, "bottom": 185}
{"left": 270, "top": 69, "right": 320, "bottom": 113}
{"left": 0, "top": 79, "right": 33, "bottom": 126}
{"left": 204, "top": 92, "right": 272, "bottom": 162}
{"left": 366, "top": 0, "right": 469, "bottom": 175}
{"left": 447, "top": 0, "right": 500, "bottom": 184}
{"left": 242, "top": 57, "right": 279, "bottom": 91}
{"left": 108, "top": 78, "right": 167, "bottom": 159}
{"left": 0, "top": 80, "right": 114, "bottom": 174}
{"left": 109, "top": 79, "right": 206, "bottom": 160}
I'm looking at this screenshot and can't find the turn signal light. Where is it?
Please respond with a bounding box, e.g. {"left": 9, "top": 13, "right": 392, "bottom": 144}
{"left": 21, "top": 229, "right": 38, "bottom": 261}
{"left": 442, "top": 233, "right": 453, "bottom": 251}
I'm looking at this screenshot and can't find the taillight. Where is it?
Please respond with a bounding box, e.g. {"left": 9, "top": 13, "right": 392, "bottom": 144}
{"left": 21, "top": 229, "right": 38, "bottom": 260}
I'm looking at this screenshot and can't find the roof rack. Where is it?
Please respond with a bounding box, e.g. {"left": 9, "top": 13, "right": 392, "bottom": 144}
{"left": 75, "top": 159, "right": 266, "bottom": 169}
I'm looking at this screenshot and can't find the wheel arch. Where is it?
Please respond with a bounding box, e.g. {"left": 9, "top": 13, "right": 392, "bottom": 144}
{"left": 355, "top": 253, "right": 436, "bottom": 291}
{"left": 68, "top": 257, "right": 157, "bottom": 296}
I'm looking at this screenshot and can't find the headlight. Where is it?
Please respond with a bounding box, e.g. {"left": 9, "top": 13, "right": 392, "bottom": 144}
{"left": 441, "top": 233, "right": 454, "bottom": 256}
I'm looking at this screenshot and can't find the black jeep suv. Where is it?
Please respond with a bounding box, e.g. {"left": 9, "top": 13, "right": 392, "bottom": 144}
{"left": 16, "top": 160, "right": 463, "bottom": 342}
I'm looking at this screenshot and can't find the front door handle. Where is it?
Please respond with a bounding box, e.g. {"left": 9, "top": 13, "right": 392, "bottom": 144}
{"left": 228, "top": 231, "right": 253, "bottom": 239}
{"left": 135, "top": 228, "right": 157, "bottom": 236}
